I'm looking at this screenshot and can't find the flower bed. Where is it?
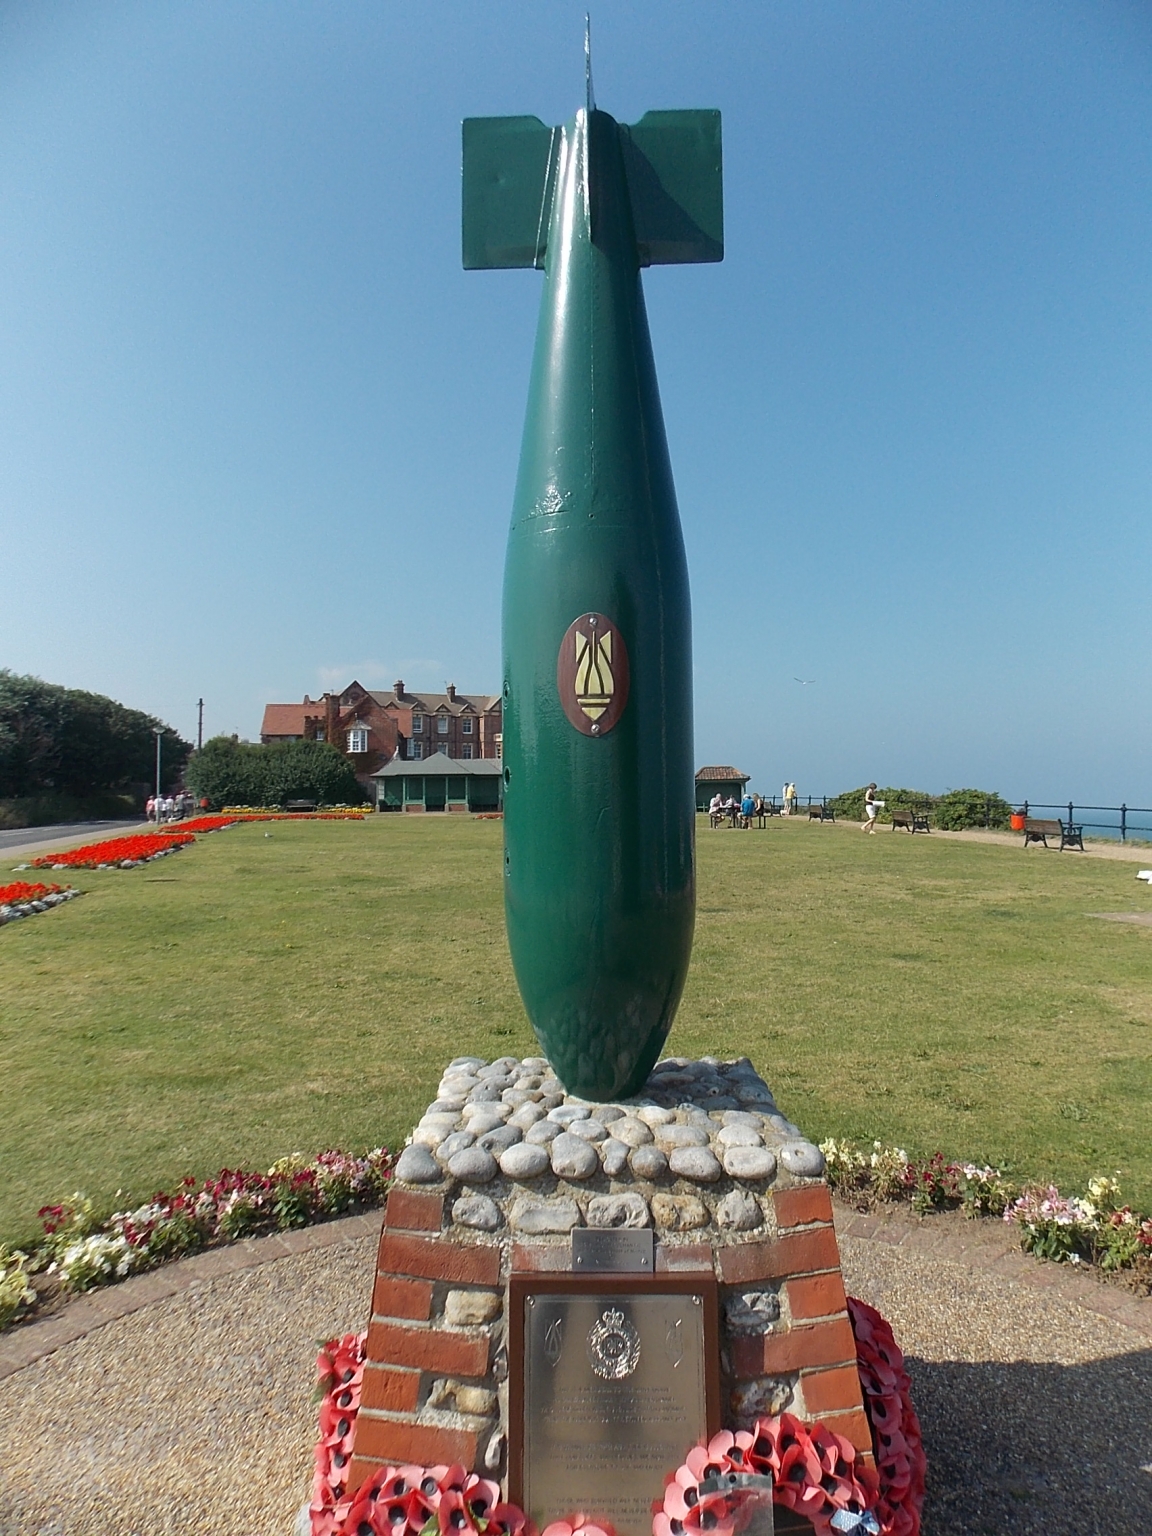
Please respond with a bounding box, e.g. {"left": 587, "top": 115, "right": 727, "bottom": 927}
{"left": 0, "top": 881, "right": 81, "bottom": 926}
{"left": 218, "top": 811, "right": 371, "bottom": 823}
{"left": 0, "top": 1147, "right": 392, "bottom": 1332}
{"left": 32, "top": 832, "right": 193, "bottom": 870}
{"left": 157, "top": 815, "right": 240, "bottom": 834}
{"left": 821, "top": 1137, "right": 1152, "bottom": 1290}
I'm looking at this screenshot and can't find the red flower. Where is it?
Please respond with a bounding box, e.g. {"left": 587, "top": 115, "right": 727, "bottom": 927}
{"left": 0, "top": 881, "right": 64, "bottom": 904}
{"left": 437, "top": 1489, "right": 481, "bottom": 1536}
{"left": 848, "top": 1297, "right": 926, "bottom": 1536}
{"left": 31, "top": 832, "right": 193, "bottom": 868}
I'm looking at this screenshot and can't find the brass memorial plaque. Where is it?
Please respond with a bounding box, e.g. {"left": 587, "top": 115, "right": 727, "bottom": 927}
{"left": 510, "top": 1276, "right": 719, "bottom": 1536}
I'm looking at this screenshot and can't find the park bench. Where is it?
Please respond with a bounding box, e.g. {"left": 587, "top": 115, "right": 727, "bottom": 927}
{"left": 285, "top": 799, "right": 318, "bottom": 813}
{"left": 806, "top": 803, "right": 834, "bottom": 822}
{"left": 1023, "top": 817, "right": 1084, "bottom": 852}
{"left": 891, "top": 807, "right": 931, "bottom": 833}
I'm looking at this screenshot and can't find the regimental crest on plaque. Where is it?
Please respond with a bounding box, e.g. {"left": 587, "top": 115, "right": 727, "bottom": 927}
{"left": 586, "top": 1306, "right": 641, "bottom": 1380}
{"left": 557, "top": 614, "right": 630, "bottom": 737}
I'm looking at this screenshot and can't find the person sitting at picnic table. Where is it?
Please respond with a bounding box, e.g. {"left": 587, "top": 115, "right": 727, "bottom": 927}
{"left": 709, "top": 793, "right": 724, "bottom": 826}
{"left": 724, "top": 795, "right": 739, "bottom": 826}
{"left": 740, "top": 791, "right": 755, "bottom": 828}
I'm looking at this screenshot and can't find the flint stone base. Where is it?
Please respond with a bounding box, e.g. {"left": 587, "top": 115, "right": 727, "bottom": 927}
{"left": 348, "top": 1055, "right": 869, "bottom": 1503}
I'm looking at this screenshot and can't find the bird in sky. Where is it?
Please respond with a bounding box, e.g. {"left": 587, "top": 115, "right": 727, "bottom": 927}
{"left": 793, "top": 677, "right": 815, "bottom": 685}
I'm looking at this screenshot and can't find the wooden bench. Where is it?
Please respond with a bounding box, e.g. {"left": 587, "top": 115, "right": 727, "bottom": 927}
{"left": 1023, "top": 817, "right": 1084, "bottom": 852}
{"left": 806, "top": 803, "right": 834, "bottom": 822}
{"left": 891, "top": 807, "right": 931, "bottom": 833}
{"left": 285, "top": 799, "right": 318, "bottom": 813}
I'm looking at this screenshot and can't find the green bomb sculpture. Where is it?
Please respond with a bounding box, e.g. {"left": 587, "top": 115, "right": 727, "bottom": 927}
{"left": 464, "top": 69, "right": 722, "bottom": 1103}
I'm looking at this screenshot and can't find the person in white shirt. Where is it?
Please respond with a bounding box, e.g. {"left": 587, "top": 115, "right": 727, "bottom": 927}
{"left": 862, "top": 783, "right": 883, "bottom": 833}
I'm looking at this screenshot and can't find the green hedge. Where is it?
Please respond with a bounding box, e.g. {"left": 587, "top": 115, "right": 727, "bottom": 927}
{"left": 826, "top": 785, "right": 1014, "bottom": 830}
{"left": 826, "top": 786, "right": 935, "bottom": 824}
{"left": 933, "top": 788, "right": 1014, "bottom": 830}
{"left": 184, "top": 737, "right": 367, "bottom": 810}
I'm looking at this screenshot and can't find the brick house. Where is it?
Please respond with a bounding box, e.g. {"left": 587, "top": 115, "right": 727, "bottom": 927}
{"left": 260, "top": 679, "right": 502, "bottom": 792}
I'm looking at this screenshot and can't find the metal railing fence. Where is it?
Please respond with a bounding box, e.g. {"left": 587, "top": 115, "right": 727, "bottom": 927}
{"left": 716, "top": 797, "right": 1152, "bottom": 841}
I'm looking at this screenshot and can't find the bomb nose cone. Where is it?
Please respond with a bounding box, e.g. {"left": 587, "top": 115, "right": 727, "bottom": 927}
{"left": 465, "top": 101, "right": 722, "bottom": 1100}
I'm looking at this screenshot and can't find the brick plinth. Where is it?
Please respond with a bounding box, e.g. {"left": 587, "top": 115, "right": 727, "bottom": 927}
{"left": 351, "top": 1171, "right": 873, "bottom": 1492}
{"left": 350, "top": 1184, "right": 505, "bottom": 1492}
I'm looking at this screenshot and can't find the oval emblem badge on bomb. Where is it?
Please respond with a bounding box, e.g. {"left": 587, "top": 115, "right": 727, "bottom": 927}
{"left": 557, "top": 613, "right": 630, "bottom": 736}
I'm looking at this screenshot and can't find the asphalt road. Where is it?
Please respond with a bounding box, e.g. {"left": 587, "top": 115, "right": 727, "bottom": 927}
{"left": 0, "top": 819, "right": 142, "bottom": 856}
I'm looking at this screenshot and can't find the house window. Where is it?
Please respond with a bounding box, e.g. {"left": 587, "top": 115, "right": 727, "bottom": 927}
{"left": 412, "top": 716, "right": 423, "bottom": 733}
{"left": 313, "top": 729, "right": 325, "bottom": 742}
{"left": 435, "top": 742, "right": 448, "bottom": 755}
{"left": 462, "top": 744, "right": 473, "bottom": 759}
{"left": 437, "top": 715, "right": 449, "bottom": 734}
{"left": 462, "top": 717, "right": 473, "bottom": 735}
{"left": 347, "top": 727, "right": 368, "bottom": 754}
{"left": 409, "top": 741, "right": 422, "bottom": 760}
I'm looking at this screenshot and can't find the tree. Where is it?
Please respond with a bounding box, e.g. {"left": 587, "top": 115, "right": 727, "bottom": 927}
{"left": 184, "top": 737, "right": 366, "bottom": 809}
{"left": 0, "top": 670, "right": 190, "bottom": 799}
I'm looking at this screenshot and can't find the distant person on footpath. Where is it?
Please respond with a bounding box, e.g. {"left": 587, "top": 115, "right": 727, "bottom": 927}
{"left": 781, "top": 782, "right": 790, "bottom": 815}
{"left": 146, "top": 795, "right": 156, "bottom": 823}
{"left": 862, "top": 783, "right": 884, "bottom": 833}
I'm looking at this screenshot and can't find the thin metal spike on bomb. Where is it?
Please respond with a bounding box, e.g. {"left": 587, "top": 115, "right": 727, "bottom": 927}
{"left": 463, "top": 98, "right": 722, "bottom": 1100}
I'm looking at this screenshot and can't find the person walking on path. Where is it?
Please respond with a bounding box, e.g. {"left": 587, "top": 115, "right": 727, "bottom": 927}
{"left": 862, "top": 783, "right": 883, "bottom": 833}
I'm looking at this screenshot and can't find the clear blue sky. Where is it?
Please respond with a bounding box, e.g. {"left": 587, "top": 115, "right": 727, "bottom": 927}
{"left": 2, "top": 2, "right": 1149, "bottom": 804}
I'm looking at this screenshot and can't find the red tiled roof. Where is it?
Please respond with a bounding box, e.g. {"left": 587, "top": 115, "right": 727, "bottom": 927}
{"left": 695, "top": 766, "right": 749, "bottom": 781}
{"left": 261, "top": 704, "right": 310, "bottom": 737}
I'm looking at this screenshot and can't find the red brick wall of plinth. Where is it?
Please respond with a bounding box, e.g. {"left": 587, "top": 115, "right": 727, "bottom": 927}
{"left": 349, "top": 1180, "right": 870, "bottom": 1494}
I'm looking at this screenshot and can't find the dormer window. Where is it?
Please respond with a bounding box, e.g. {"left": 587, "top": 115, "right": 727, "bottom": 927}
{"left": 347, "top": 727, "right": 368, "bottom": 754}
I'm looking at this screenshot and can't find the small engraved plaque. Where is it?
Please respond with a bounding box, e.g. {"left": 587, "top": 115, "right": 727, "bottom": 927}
{"left": 572, "top": 1228, "right": 655, "bottom": 1272}
{"left": 512, "top": 1277, "right": 718, "bottom": 1536}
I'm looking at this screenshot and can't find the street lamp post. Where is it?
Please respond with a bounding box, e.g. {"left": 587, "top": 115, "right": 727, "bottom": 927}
{"left": 153, "top": 727, "right": 164, "bottom": 821}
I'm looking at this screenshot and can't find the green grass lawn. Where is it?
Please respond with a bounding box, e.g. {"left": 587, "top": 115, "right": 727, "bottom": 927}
{"left": 1, "top": 814, "right": 1149, "bottom": 1246}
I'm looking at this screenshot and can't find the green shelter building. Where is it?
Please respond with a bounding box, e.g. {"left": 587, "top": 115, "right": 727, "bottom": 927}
{"left": 372, "top": 755, "right": 503, "bottom": 813}
{"left": 694, "top": 765, "right": 750, "bottom": 812}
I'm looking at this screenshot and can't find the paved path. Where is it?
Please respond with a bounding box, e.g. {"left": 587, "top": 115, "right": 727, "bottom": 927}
{"left": 0, "top": 1203, "right": 1148, "bottom": 1535}
{"left": 0, "top": 821, "right": 146, "bottom": 862}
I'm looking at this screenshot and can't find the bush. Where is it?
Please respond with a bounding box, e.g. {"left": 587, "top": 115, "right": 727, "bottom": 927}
{"left": 826, "top": 785, "right": 1014, "bottom": 829}
{"left": 826, "top": 786, "right": 935, "bottom": 824}
{"left": 184, "top": 737, "right": 367, "bottom": 810}
{"left": 933, "top": 788, "right": 1013, "bottom": 830}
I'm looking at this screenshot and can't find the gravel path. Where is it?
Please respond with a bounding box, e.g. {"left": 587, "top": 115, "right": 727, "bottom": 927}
{"left": 0, "top": 1213, "right": 1149, "bottom": 1536}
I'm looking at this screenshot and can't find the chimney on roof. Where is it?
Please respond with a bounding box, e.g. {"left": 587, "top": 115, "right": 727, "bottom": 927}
{"left": 394, "top": 680, "right": 405, "bottom": 699}
{"left": 447, "top": 683, "right": 457, "bottom": 701}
